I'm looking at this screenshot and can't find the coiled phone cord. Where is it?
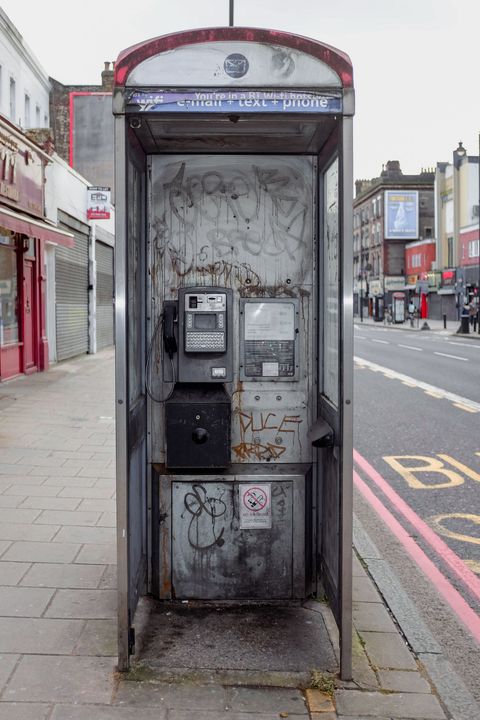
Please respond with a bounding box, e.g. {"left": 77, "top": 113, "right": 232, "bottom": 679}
{"left": 145, "top": 311, "right": 177, "bottom": 403}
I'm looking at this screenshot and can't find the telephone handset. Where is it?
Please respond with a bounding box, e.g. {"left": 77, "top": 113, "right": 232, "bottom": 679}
{"left": 163, "top": 304, "right": 177, "bottom": 358}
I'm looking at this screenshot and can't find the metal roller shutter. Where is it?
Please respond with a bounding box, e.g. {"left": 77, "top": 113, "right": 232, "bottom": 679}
{"left": 96, "top": 241, "right": 114, "bottom": 349}
{"left": 55, "top": 230, "right": 89, "bottom": 361}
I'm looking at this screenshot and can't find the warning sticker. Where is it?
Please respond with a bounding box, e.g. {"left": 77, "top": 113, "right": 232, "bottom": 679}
{"left": 239, "top": 484, "right": 272, "bottom": 529}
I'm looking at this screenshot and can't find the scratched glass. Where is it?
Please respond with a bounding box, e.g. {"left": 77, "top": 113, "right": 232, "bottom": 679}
{"left": 322, "top": 158, "right": 339, "bottom": 408}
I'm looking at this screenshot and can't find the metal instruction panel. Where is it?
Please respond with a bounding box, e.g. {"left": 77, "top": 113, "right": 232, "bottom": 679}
{"left": 240, "top": 298, "right": 299, "bottom": 381}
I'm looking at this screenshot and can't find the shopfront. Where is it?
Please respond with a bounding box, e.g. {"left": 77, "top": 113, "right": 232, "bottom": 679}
{"left": 0, "top": 118, "right": 73, "bottom": 381}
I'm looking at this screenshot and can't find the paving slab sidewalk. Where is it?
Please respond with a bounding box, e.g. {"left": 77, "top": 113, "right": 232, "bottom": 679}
{"left": 0, "top": 349, "right": 450, "bottom": 719}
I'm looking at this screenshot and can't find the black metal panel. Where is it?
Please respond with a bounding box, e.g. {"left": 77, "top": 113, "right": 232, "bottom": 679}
{"left": 166, "top": 385, "right": 231, "bottom": 469}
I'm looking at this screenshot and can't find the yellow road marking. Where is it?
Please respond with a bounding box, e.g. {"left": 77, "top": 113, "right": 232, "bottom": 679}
{"left": 437, "top": 455, "right": 480, "bottom": 484}
{"left": 428, "top": 513, "right": 480, "bottom": 545}
{"left": 383, "top": 455, "right": 464, "bottom": 489}
{"left": 465, "top": 560, "right": 480, "bottom": 574}
{"left": 424, "top": 390, "right": 443, "bottom": 399}
{"left": 452, "top": 403, "right": 478, "bottom": 413}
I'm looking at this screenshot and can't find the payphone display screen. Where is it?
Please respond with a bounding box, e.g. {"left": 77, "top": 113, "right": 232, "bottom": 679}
{"left": 184, "top": 292, "right": 227, "bottom": 353}
{"left": 241, "top": 300, "right": 298, "bottom": 379}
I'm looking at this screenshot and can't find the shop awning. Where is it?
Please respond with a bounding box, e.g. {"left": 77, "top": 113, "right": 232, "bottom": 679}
{"left": 0, "top": 206, "right": 74, "bottom": 248}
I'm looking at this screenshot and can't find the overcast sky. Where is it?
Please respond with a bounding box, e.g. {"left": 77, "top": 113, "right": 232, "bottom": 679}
{"left": 2, "top": 0, "right": 479, "bottom": 180}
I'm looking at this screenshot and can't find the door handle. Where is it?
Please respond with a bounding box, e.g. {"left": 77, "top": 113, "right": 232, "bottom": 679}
{"left": 308, "top": 418, "right": 334, "bottom": 448}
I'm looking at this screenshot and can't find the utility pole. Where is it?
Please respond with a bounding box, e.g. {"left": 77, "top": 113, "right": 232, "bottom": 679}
{"left": 229, "top": 0, "right": 234, "bottom": 26}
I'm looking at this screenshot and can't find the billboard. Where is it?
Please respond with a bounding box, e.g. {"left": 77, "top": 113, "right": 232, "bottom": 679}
{"left": 87, "top": 186, "right": 111, "bottom": 220}
{"left": 71, "top": 93, "right": 114, "bottom": 195}
{"left": 385, "top": 190, "right": 419, "bottom": 240}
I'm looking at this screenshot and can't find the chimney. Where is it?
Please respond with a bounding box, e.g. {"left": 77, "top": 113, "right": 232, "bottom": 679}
{"left": 384, "top": 160, "right": 402, "bottom": 178}
{"left": 101, "top": 61, "right": 114, "bottom": 91}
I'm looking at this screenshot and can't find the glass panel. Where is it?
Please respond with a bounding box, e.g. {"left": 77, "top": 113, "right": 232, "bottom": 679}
{"left": 322, "top": 158, "right": 339, "bottom": 407}
{"left": 127, "top": 158, "right": 144, "bottom": 405}
{"left": 0, "top": 244, "right": 19, "bottom": 345}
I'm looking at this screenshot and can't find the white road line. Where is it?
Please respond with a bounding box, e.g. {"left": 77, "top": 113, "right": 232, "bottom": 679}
{"left": 398, "top": 344, "right": 423, "bottom": 352}
{"left": 355, "top": 335, "right": 367, "bottom": 340}
{"left": 354, "top": 356, "right": 480, "bottom": 412}
{"left": 448, "top": 341, "right": 480, "bottom": 349}
{"left": 434, "top": 351, "right": 468, "bottom": 361}
{"left": 372, "top": 339, "right": 389, "bottom": 344}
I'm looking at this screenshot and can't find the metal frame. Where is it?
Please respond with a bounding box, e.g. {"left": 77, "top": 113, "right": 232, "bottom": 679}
{"left": 114, "top": 27, "right": 355, "bottom": 678}
{"left": 340, "top": 112, "right": 354, "bottom": 681}
{"left": 114, "top": 116, "right": 130, "bottom": 671}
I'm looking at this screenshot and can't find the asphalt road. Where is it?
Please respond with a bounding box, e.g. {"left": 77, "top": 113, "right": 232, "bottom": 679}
{"left": 354, "top": 323, "right": 480, "bottom": 402}
{"left": 353, "top": 323, "right": 480, "bottom": 702}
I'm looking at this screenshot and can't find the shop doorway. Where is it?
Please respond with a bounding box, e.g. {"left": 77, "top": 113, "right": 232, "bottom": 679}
{"left": 23, "top": 260, "right": 36, "bottom": 372}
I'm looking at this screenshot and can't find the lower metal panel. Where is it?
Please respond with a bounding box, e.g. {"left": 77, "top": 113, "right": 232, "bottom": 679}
{"left": 155, "top": 466, "right": 309, "bottom": 602}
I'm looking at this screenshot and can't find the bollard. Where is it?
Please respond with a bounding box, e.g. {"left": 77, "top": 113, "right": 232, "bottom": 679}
{"left": 443, "top": 313, "right": 447, "bottom": 329}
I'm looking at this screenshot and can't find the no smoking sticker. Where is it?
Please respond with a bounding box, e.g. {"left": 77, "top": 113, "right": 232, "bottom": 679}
{"left": 239, "top": 484, "right": 272, "bottom": 529}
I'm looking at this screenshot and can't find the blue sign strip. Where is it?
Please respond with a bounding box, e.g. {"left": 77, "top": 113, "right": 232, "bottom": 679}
{"left": 128, "top": 90, "right": 342, "bottom": 114}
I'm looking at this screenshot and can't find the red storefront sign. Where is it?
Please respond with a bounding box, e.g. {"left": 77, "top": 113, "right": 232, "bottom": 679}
{"left": 0, "top": 119, "right": 73, "bottom": 381}
{"left": 0, "top": 122, "right": 44, "bottom": 218}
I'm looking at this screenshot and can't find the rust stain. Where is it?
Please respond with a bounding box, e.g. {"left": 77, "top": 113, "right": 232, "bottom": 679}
{"left": 160, "top": 514, "right": 171, "bottom": 598}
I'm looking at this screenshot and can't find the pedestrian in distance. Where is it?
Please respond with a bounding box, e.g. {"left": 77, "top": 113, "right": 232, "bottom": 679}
{"left": 408, "top": 300, "right": 415, "bottom": 327}
{"left": 459, "top": 301, "right": 471, "bottom": 334}
{"left": 468, "top": 300, "right": 477, "bottom": 330}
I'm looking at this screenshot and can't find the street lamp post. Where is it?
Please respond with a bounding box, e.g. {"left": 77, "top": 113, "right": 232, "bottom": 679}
{"left": 453, "top": 142, "right": 467, "bottom": 325}
{"left": 359, "top": 276, "right": 363, "bottom": 322}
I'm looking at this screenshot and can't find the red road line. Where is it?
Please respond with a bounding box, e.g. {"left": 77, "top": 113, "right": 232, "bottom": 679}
{"left": 354, "top": 449, "right": 480, "bottom": 604}
{"left": 354, "top": 471, "right": 480, "bottom": 645}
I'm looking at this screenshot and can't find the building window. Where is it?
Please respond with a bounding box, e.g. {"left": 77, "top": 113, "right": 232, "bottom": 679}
{"left": 411, "top": 253, "right": 422, "bottom": 268}
{"left": 447, "top": 237, "right": 454, "bottom": 267}
{"left": 44, "top": 113, "right": 48, "bottom": 128}
{"left": 24, "top": 94, "right": 30, "bottom": 127}
{"left": 35, "top": 104, "right": 41, "bottom": 126}
{"left": 468, "top": 240, "right": 479, "bottom": 258}
{"left": 9, "top": 77, "right": 16, "bottom": 122}
{"left": 0, "top": 240, "right": 19, "bottom": 345}
{"left": 424, "top": 226, "right": 432, "bottom": 239}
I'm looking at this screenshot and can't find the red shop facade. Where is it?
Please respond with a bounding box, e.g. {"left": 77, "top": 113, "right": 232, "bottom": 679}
{"left": 0, "top": 119, "right": 73, "bottom": 381}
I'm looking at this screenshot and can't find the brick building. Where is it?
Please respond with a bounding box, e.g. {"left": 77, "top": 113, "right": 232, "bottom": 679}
{"left": 435, "top": 147, "right": 479, "bottom": 321}
{"left": 49, "top": 62, "right": 114, "bottom": 191}
{"left": 353, "top": 161, "right": 435, "bottom": 320}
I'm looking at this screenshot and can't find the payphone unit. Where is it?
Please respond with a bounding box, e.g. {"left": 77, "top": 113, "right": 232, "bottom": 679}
{"left": 177, "top": 287, "right": 233, "bottom": 383}
{"left": 164, "top": 286, "right": 233, "bottom": 469}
